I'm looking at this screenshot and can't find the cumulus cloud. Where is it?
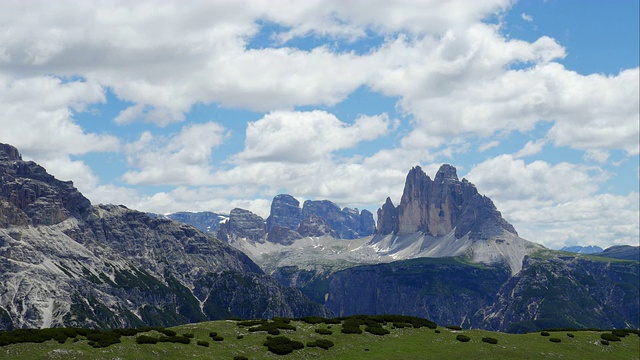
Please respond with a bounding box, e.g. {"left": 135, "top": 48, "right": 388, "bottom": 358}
{"left": 235, "top": 110, "right": 393, "bottom": 163}
{"left": 122, "top": 122, "right": 228, "bottom": 185}
{"left": 464, "top": 155, "right": 639, "bottom": 249}
{"left": 514, "top": 139, "right": 546, "bottom": 158}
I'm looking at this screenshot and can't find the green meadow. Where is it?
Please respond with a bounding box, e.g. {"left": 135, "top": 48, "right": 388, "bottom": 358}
{"left": 1, "top": 316, "right": 638, "bottom": 360}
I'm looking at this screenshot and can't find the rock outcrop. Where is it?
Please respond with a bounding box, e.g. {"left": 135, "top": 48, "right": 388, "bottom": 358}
{"left": 214, "top": 194, "right": 375, "bottom": 245}
{"left": 0, "top": 143, "right": 329, "bottom": 330}
{"left": 216, "top": 208, "right": 267, "bottom": 244}
{"left": 377, "top": 165, "right": 517, "bottom": 239}
{"left": 266, "top": 194, "right": 302, "bottom": 232}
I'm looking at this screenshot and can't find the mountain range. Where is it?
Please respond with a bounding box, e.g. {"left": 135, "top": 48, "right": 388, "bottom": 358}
{"left": 0, "top": 142, "right": 638, "bottom": 333}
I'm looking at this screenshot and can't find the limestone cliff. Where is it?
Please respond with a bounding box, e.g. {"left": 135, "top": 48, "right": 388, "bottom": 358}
{"left": 377, "top": 165, "right": 517, "bottom": 239}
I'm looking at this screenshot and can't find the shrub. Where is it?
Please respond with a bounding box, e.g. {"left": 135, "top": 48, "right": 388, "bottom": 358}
{"left": 85, "top": 332, "right": 122, "bottom": 348}
{"left": 482, "top": 337, "right": 498, "bottom": 344}
{"left": 233, "top": 356, "right": 249, "bottom": 360}
{"left": 236, "top": 335, "right": 244, "bottom": 339}
{"left": 446, "top": 325, "right": 462, "bottom": 331}
{"left": 456, "top": 334, "right": 471, "bottom": 342}
{"left": 435, "top": 329, "right": 441, "bottom": 334}
{"left": 306, "top": 341, "right": 317, "bottom": 347}
{"left": 341, "top": 319, "right": 363, "bottom": 334}
{"left": 211, "top": 335, "right": 224, "bottom": 341}
{"left": 182, "top": 333, "right": 194, "bottom": 338}
{"left": 267, "top": 328, "right": 280, "bottom": 335}
{"left": 158, "top": 336, "right": 190, "bottom": 344}
{"left": 549, "top": 338, "right": 561, "bottom": 343}
{"left": 315, "top": 328, "right": 332, "bottom": 335}
{"left": 601, "top": 340, "right": 610, "bottom": 346}
{"left": 365, "top": 326, "right": 390, "bottom": 336}
{"left": 540, "top": 331, "right": 550, "bottom": 336}
{"left": 612, "top": 329, "right": 628, "bottom": 337}
{"left": 159, "top": 329, "right": 177, "bottom": 337}
{"left": 567, "top": 333, "right": 574, "bottom": 338}
{"left": 601, "top": 333, "right": 621, "bottom": 342}
{"left": 209, "top": 332, "right": 218, "bottom": 338}
{"left": 136, "top": 335, "right": 158, "bottom": 344}
{"left": 315, "top": 339, "right": 335, "bottom": 350}
{"left": 263, "top": 336, "right": 304, "bottom": 355}
{"left": 197, "top": 340, "right": 209, "bottom": 347}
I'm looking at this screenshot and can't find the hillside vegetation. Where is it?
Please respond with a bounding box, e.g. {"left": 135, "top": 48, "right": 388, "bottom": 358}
{"left": 1, "top": 316, "right": 638, "bottom": 360}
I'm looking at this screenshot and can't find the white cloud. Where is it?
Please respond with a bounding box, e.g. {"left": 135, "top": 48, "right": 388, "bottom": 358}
{"left": 583, "top": 149, "right": 610, "bottom": 164}
{"left": 521, "top": 13, "right": 533, "bottom": 22}
{"left": 234, "top": 111, "right": 393, "bottom": 163}
{"left": 464, "top": 155, "right": 639, "bottom": 249}
{"left": 122, "top": 122, "right": 228, "bottom": 185}
{"left": 514, "top": 139, "right": 546, "bottom": 158}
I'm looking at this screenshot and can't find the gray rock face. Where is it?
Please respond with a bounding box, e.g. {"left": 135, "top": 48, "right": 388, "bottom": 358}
{"left": 0, "top": 149, "right": 92, "bottom": 227}
{"left": 376, "top": 165, "right": 517, "bottom": 239}
{"left": 213, "top": 194, "right": 375, "bottom": 245}
{"left": 266, "top": 194, "right": 302, "bottom": 232}
{"left": 0, "top": 143, "right": 329, "bottom": 330}
{"left": 594, "top": 245, "right": 640, "bottom": 261}
{"left": 323, "top": 253, "right": 639, "bottom": 332}
{"left": 216, "top": 208, "right": 267, "bottom": 244}
{"left": 302, "top": 200, "right": 374, "bottom": 239}
{"left": 474, "top": 253, "right": 639, "bottom": 332}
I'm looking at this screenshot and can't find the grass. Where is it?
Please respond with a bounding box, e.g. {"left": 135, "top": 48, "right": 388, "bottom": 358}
{"left": 1, "top": 319, "right": 638, "bottom": 360}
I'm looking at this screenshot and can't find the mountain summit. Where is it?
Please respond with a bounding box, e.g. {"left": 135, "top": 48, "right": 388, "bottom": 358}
{"left": 377, "top": 165, "right": 516, "bottom": 238}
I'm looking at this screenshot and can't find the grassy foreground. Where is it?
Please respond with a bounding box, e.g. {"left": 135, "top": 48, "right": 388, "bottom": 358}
{"left": 1, "top": 318, "right": 639, "bottom": 360}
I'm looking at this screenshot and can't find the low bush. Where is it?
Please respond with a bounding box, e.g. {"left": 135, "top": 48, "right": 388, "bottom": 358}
{"left": 446, "top": 325, "right": 462, "bottom": 331}
{"left": 211, "top": 335, "right": 224, "bottom": 341}
{"left": 136, "top": 335, "right": 158, "bottom": 344}
{"left": 85, "top": 332, "right": 121, "bottom": 348}
{"left": 182, "top": 333, "right": 194, "bottom": 338}
{"left": 365, "top": 326, "right": 390, "bottom": 336}
{"left": 209, "top": 332, "right": 218, "bottom": 338}
{"left": 549, "top": 338, "right": 561, "bottom": 343}
{"left": 567, "top": 333, "right": 575, "bottom": 338}
{"left": 263, "top": 336, "right": 304, "bottom": 355}
{"left": 540, "top": 331, "right": 550, "bottom": 336}
{"left": 601, "top": 340, "right": 610, "bottom": 346}
{"left": 435, "top": 329, "right": 441, "bottom": 334}
{"left": 233, "top": 356, "right": 249, "bottom": 360}
{"left": 341, "top": 319, "right": 363, "bottom": 334}
{"left": 456, "top": 334, "right": 471, "bottom": 342}
{"left": 236, "top": 335, "right": 244, "bottom": 339}
{"left": 611, "top": 329, "right": 628, "bottom": 338}
{"left": 315, "top": 339, "right": 335, "bottom": 350}
{"left": 315, "top": 328, "right": 332, "bottom": 335}
{"left": 197, "top": 340, "right": 209, "bottom": 347}
{"left": 481, "top": 337, "right": 498, "bottom": 344}
{"left": 158, "top": 336, "right": 190, "bottom": 344}
{"left": 306, "top": 341, "right": 317, "bottom": 347}
{"left": 601, "top": 333, "right": 621, "bottom": 342}
{"left": 159, "top": 329, "right": 177, "bottom": 337}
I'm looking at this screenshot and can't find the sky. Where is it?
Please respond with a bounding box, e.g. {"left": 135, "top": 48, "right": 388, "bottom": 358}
{"left": 0, "top": 0, "right": 638, "bottom": 250}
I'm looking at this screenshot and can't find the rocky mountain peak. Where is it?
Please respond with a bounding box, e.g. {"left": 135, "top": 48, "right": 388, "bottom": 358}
{"left": 376, "top": 165, "right": 516, "bottom": 239}
{"left": 434, "top": 164, "right": 458, "bottom": 183}
{"left": 0, "top": 143, "right": 92, "bottom": 226}
{"left": 0, "top": 143, "right": 22, "bottom": 162}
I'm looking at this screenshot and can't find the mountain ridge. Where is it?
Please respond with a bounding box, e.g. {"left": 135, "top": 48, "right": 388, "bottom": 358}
{"left": 0, "top": 143, "right": 328, "bottom": 330}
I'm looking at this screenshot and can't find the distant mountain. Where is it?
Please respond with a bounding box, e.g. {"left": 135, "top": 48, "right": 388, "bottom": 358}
{"left": 232, "top": 165, "right": 542, "bottom": 278}
{"left": 0, "top": 143, "right": 328, "bottom": 330}
{"left": 213, "top": 195, "right": 375, "bottom": 246}
{"left": 560, "top": 245, "right": 603, "bottom": 254}
{"left": 594, "top": 245, "right": 640, "bottom": 261}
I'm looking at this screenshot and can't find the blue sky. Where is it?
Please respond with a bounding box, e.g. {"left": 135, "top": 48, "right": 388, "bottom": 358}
{"left": 0, "top": 0, "right": 638, "bottom": 249}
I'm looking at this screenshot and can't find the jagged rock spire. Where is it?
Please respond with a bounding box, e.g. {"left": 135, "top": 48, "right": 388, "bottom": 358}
{"left": 376, "top": 165, "right": 517, "bottom": 239}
